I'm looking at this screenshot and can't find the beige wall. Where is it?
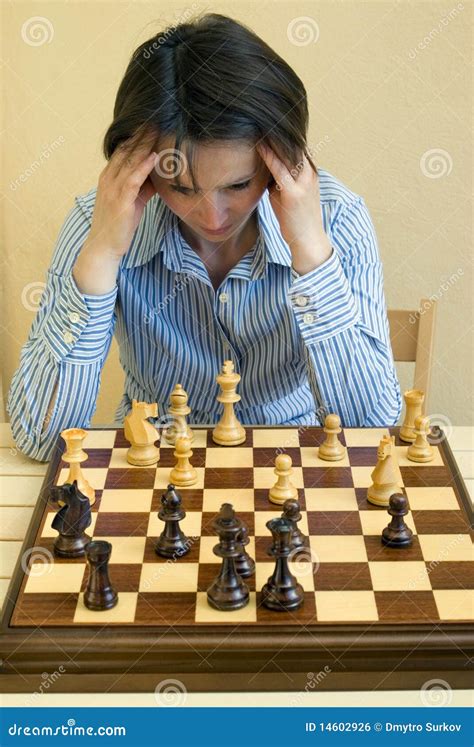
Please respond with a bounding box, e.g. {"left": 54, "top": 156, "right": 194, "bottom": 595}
{"left": 1, "top": 1, "right": 472, "bottom": 427}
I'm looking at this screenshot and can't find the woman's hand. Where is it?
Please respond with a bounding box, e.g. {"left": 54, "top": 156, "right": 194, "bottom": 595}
{"left": 87, "top": 131, "right": 159, "bottom": 258}
{"left": 256, "top": 142, "right": 333, "bottom": 275}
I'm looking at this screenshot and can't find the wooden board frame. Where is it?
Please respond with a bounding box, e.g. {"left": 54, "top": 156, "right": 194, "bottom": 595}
{"left": 1, "top": 425, "right": 472, "bottom": 694}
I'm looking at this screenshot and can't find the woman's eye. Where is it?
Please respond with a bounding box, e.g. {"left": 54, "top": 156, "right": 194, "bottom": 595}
{"left": 229, "top": 180, "right": 251, "bottom": 191}
{"left": 171, "top": 179, "right": 251, "bottom": 195}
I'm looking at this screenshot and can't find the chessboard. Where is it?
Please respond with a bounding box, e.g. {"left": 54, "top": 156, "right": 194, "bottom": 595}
{"left": 1, "top": 425, "right": 473, "bottom": 693}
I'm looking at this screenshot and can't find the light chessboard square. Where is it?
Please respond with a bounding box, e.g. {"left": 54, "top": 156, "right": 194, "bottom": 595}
{"left": 315, "top": 590, "right": 379, "bottom": 621}
{"left": 24, "top": 563, "right": 85, "bottom": 594}
{"left": 74, "top": 592, "right": 138, "bottom": 623}
{"left": 195, "top": 591, "right": 257, "bottom": 622}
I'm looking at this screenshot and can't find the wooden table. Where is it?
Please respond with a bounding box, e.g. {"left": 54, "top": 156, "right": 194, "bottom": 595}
{"left": 0, "top": 423, "right": 472, "bottom": 706}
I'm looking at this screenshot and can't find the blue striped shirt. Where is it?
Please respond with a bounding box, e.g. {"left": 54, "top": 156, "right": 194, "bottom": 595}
{"left": 7, "top": 168, "right": 402, "bottom": 461}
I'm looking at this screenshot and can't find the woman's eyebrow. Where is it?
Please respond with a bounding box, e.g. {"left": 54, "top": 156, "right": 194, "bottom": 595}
{"left": 175, "top": 171, "right": 258, "bottom": 190}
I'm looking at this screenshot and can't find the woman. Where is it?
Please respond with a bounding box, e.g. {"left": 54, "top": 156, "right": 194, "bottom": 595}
{"left": 7, "top": 13, "right": 401, "bottom": 462}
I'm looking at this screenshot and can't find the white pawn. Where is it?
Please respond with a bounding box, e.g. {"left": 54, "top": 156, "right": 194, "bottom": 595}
{"left": 268, "top": 454, "right": 298, "bottom": 506}
{"left": 407, "top": 415, "right": 434, "bottom": 463}
{"left": 169, "top": 436, "right": 198, "bottom": 487}
{"left": 163, "top": 384, "right": 194, "bottom": 445}
{"left": 318, "top": 413, "right": 346, "bottom": 461}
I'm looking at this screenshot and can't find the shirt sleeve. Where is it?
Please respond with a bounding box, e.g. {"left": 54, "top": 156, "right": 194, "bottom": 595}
{"left": 287, "top": 196, "right": 402, "bottom": 426}
{"left": 6, "top": 197, "right": 118, "bottom": 462}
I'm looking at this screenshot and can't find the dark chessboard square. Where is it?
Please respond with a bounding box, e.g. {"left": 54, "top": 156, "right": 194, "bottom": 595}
{"left": 347, "top": 447, "right": 378, "bottom": 467}
{"left": 429, "top": 562, "right": 474, "bottom": 589}
{"left": 113, "top": 429, "right": 128, "bottom": 448}
{"left": 307, "top": 511, "right": 362, "bottom": 535}
{"left": 253, "top": 447, "right": 301, "bottom": 467}
{"left": 200, "top": 511, "right": 255, "bottom": 536}
{"left": 143, "top": 536, "right": 201, "bottom": 563}
{"left": 104, "top": 468, "right": 155, "bottom": 490}
{"left": 93, "top": 512, "right": 149, "bottom": 536}
{"left": 204, "top": 468, "right": 254, "bottom": 489}
{"left": 364, "top": 535, "right": 424, "bottom": 561}
{"left": 10, "top": 593, "right": 78, "bottom": 626}
{"left": 61, "top": 449, "right": 112, "bottom": 469}
{"left": 255, "top": 536, "right": 274, "bottom": 562}
{"left": 303, "top": 467, "right": 353, "bottom": 488}
{"left": 389, "top": 428, "right": 409, "bottom": 447}
{"left": 198, "top": 563, "right": 256, "bottom": 592}
{"left": 135, "top": 592, "right": 197, "bottom": 626}
{"left": 412, "top": 510, "right": 471, "bottom": 534}
{"left": 151, "top": 489, "right": 204, "bottom": 512}
{"left": 35, "top": 537, "right": 89, "bottom": 564}
{"left": 375, "top": 591, "right": 439, "bottom": 622}
{"left": 256, "top": 591, "right": 316, "bottom": 623}
{"left": 400, "top": 466, "right": 451, "bottom": 488}
{"left": 314, "top": 563, "right": 372, "bottom": 591}
{"left": 81, "top": 563, "right": 141, "bottom": 593}
{"left": 206, "top": 429, "right": 253, "bottom": 447}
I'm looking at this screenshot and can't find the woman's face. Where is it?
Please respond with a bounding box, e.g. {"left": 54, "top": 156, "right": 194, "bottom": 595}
{"left": 149, "top": 137, "right": 271, "bottom": 242}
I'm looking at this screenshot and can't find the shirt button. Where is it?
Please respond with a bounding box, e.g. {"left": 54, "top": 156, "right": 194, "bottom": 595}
{"left": 69, "top": 312, "right": 80, "bottom": 323}
{"left": 295, "top": 295, "right": 309, "bottom": 307}
{"left": 219, "top": 292, "right": 228, "bottom": 303}
{"left": 303, "top": 312, "right": 316, "bottom": 324}
{"left": 63, "top": 331, "right": 74, "bottom": 344}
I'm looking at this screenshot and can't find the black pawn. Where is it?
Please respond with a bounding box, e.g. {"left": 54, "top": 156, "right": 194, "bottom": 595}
{"left": 261, "top": 518, "right": 304, "bottom": 611}
{"left": 281, "top": 498, "right": 305, "bottom": 550}
{"left": 207, "top": 503, "right": 249, "bottom": 611}
{"left": 84, "top": 540, "right": 118, "bottom": 611}
{"left": 234, "top": 521, "right": 255, "bottom": 578}
{"left": 382, "top": 493, "right": 413, "bottom": 548}
{"left": 155, "top": 484, "right": 190, "bottom": 558}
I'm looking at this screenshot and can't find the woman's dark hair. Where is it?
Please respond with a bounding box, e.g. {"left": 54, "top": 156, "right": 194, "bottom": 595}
{"left": 102, "top": 12, "right": 316, "bottom": 189}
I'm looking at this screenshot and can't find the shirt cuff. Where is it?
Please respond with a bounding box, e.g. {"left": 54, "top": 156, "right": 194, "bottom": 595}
{"left": 288, "top": 247, "right": 360, "bottom": 343}
{"left": 41, "top": 271, "right": 118, "bottom": 361}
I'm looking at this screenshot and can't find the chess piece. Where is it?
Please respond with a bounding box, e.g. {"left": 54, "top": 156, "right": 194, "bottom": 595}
{"left": 83, "top": 540, "right": 118, "bottom": 611}
{"left": 406, "top": 415, "right": 434, "bottom": 463}
{"left": 382, "top": 493, "right": 413, "bottom": 548}
{"left": 367, "top": 435, "right": 403, "bottom": 507}
{"left": 212, "top": 360, "right": 246, "bottom": 446}
{"left": 169, "top": 436, "right": 198, "bottom": 486}
{"left": 234, "top": 521, "right": 255, "bottom": 578}
{"left": 207, "top": 504, "right": 249, "bottom": 610}
{"left": 155, "top": 485, "right": 190, "bottom": 558}
{"left": 124, "top": 399, "right": 160, "bottom": 466}
{"left": 50, "top": 481, "right": 92, "bottom": 558}
{"left": 318, "top": 414, "right": 346, "bottom": 461}
{"left": 261, "top": 517, "right": 304, "bottom": 611}
{"left": 281, "top": 499, "right": 305, "bottom": 550}
{"left": 163, "top": 384, "right": 194, "bottom": 445}
{"left": 60, "top": 428, "right": 95, "bottom": 505}
{"left": 399, "top": 389, "right": 425, "bottom": 443}
{"left": 268, "top": 454, "right": 298, "bottom": 505}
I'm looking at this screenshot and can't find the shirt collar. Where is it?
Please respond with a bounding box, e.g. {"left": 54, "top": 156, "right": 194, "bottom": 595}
{"left": 121, "top": 187, "right": 293, "bottom": 275}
